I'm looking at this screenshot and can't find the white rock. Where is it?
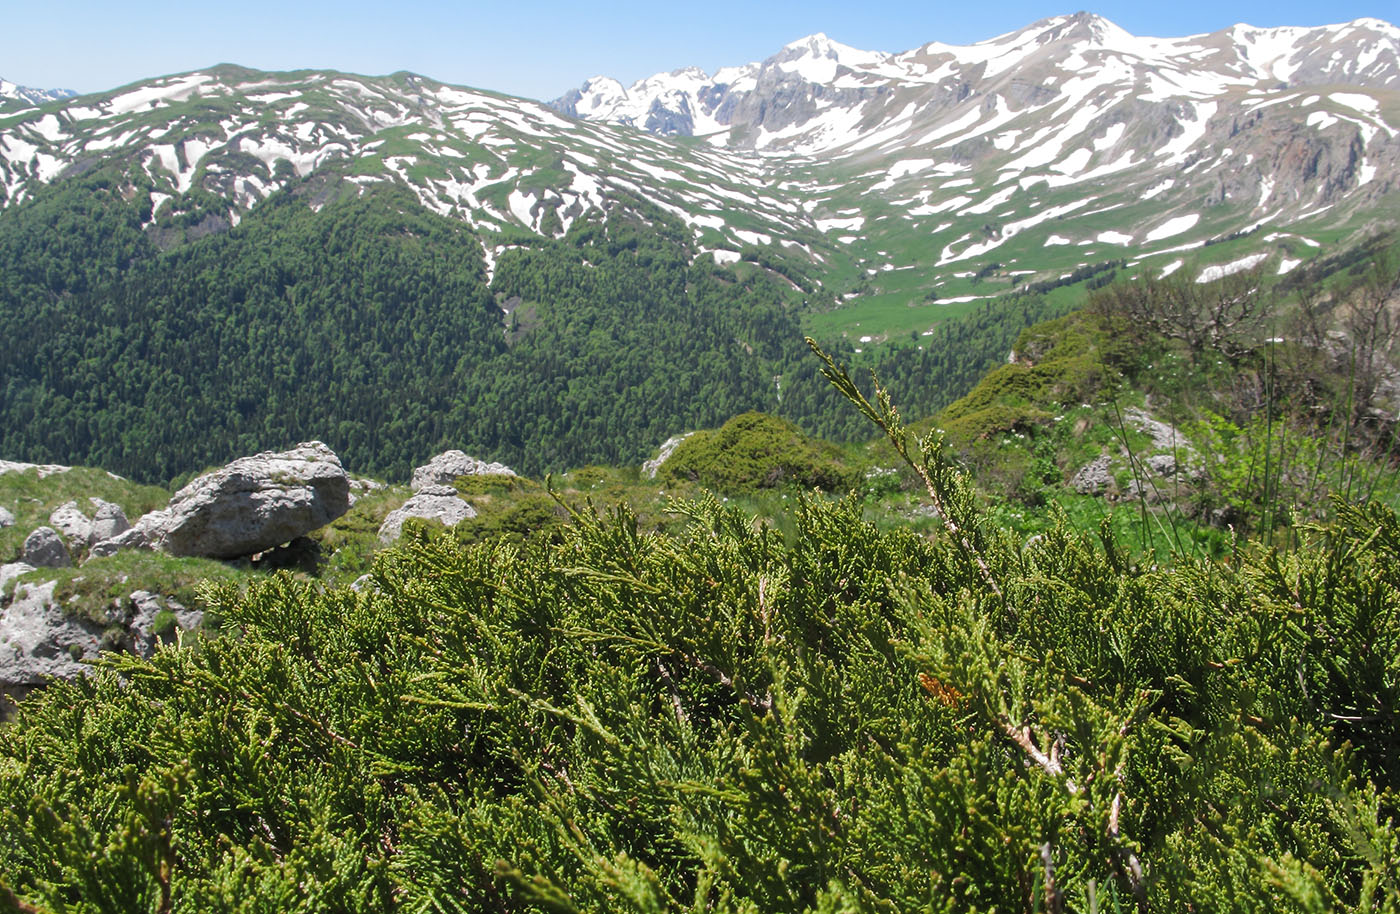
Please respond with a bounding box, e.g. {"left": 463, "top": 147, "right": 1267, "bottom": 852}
{"left": 0, "top": 460, "right": 70, "bottom": 478}
{"left": 1071, "top": 455, "right": 1114, "bottom": 496}
{"left": 138, "top": 441, "right": 351, "bottom": 558}
{"left": 1145, "top": 454, "right": 1180, "bottom": 477}
{"left": 49, "top": 501, "right": 93, "bottom": 546}
{"left": 88, "top": 525, "right": 149, "bottom": 559}
{"left": 1124, "top": 408, "right": 1193, "bottom": 452}
{"left": 0, "top": 506, "right": 14, "bottom": 528}
{"left": 347, "top": 476, "right": 385, "bottom": 506}
{"left": 410, "top": 451, "right": 515, "bottom": 492}
{"left": 0, "top": 562, "right": 35, "bottom": 590}
{"left": 0, "top": 580, "right": 101, "bottom": 686}
{"left": 88, "top": 499, "right": 131, "bottom": 544}
{"left": 378, "top": 485, "right": 477, "bottom": 542}
{"left": 21, "top": 527, "right": 71, "bottom": 568}
{"left": 126, "top": 590, "right": 202, "bottom": 657}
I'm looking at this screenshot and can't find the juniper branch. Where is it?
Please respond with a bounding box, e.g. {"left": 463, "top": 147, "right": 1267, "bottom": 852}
{"left": 805, "top": 337, "right": 1001, "bottom": 597}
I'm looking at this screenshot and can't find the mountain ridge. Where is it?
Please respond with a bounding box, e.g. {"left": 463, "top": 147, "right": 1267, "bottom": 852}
{"left": 0, "top": 14, "right": 1397, "bottom": 346}
{"left": 553, "top": 14, "right": 1400, "bottom": 152}
{"left": 0, "top": 77, "right": 75, "bottom": 113}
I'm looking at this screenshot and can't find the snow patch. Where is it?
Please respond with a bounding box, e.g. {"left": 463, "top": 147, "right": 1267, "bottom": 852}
{"left": 29, "top": 114, "right": 64, "bottom": 142}
{"left": 1142, "top": 179, "right": 1174, "bottom": 200}
{"left": 1196, "top": 252, "right": 1268, "bottom": 283}
{"left": 1143, "top": 213, "right": 1200, "bottom": 242}
{"left": 1331, "top": 92, "right": 1380, "bottom": 116}
{"left": 731, "top": 229, "right": 772, "bottom": 246}
{"left": 815, "top": 215, "right": 865, "bottom": 233}
{"left": 107, "top": 73, "right": 212, "bottom": 115}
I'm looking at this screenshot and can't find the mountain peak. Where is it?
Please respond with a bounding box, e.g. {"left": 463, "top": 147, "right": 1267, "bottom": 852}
{"left": 0, "top": 77, "right": 77, "bottom": 110}
{"left": 772, "top": 33, "right": 890, "bottom": 78}
{"left": 1019, "top": 11, "right": 1132, "bottom": 46}
{"left": 783, "top": 32, "right": 832, "bottom": 52}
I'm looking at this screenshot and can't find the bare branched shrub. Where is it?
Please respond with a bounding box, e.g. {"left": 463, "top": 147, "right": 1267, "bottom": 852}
{"left": 1091, "top": 267, "right": 1271, "bottom": 363}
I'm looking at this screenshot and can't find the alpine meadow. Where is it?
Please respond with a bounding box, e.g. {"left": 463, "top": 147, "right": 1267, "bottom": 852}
{"left": 1, "top": 10, "right": 1399, "bottom": 912}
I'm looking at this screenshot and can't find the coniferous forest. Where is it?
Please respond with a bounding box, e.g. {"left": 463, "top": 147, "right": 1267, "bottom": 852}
{"left": 0, "top": 168, "right": 1054, "bottom": 485}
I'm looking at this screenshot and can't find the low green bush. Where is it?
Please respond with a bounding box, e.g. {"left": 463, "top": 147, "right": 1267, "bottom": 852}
{"left": 660, "top": 411, "right": 859, "bottom": 494}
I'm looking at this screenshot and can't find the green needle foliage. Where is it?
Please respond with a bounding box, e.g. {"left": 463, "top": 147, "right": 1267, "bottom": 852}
{"left": 1, "top": 351, "right": 1398, "bottom": 912}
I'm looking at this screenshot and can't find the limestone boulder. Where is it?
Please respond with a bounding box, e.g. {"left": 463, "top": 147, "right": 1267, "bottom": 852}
{"left": 1123, "top": 407, "right": 1194, "bottom": 452}
{"left": 347, "top": 476, "right": 385, "bottom": 506}
{"left": 0, "top": 580, "right": 102, "bottom": 686}
{"left": 139, "top": 441, "right": 351, "bottom": 559}
{"left": 48, "top": 501, "right": 93, "bottom": 546}
{"left": 1145, "top": 454, "right": 1181, "bottom": 478}
{"left": 0, "top": 460, "right": 70, "bottom": 479}
{"left": 0, "top": 506, "right": 13, "bottom": 528}
{"left": 21, "top": 527, "right": 71, "bottom": 568}
{"left": 88, "top": 499, "right": 131, "bottom": 544}
{"left": 126, "top": 590, "right": 203, "bottom": 657}
{"left": 378, "top": 485, "right": 477, "bottom": 543}
{"left": 0, "top": 562, "right": 34, "bottom": 590}
{"left": 88, "top": 525, "right": 149, "bottom": 560}
{"left": 410, "top": 450, "right": 515, "bottom": 492}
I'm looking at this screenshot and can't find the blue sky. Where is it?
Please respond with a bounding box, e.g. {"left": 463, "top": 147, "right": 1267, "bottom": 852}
{"left": 6, "top": 0, "right": 1396, "bottom": 101}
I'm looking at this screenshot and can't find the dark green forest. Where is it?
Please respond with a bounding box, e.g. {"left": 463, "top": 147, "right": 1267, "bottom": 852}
{"left": 0, "top": 170, "right": 1063, "bottom": 483}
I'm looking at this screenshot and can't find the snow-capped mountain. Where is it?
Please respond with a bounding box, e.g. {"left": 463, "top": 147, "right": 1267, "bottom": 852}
{"left": 0, "top": 77, "right": 76, "bottom": 112}
{"left": 555, "top": 14, "right": 1400, "bottom": 155}
{"left": 0, "top": 14, "right": 1397, "bottom": 343}
{"left": 553, "top": 13, "right": 1400, "bottom": 328}
{"left": 0, "top": 66, "right": 811, "bottom": 273}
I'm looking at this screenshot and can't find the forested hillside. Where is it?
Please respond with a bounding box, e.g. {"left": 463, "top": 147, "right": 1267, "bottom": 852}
{"left": 0, "top": 170, "right": 1065, "bottom": 483}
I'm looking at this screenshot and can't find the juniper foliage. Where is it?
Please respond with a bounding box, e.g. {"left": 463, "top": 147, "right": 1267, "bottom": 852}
{"left": 1, "top": 354, "right": 1397, "bottom": 912}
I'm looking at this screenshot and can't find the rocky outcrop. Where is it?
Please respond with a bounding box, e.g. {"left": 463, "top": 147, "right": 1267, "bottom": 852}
{"left": 0, "top": 580, "right": 100, "bottom": 685}
{"left": 378, "top": 485, "right": 477, "bottom": 542}
{"left": 1071, "top": 456, "right": 1115, "bottom": 495}
{"left": 131, "top": 442, "right": 351, "bottom": 559}
{"left": 0, "top": 460, "right": 70, "bottom": 478}
{"left": 1123, "top": 408, "right": 1192, "bottom": 451}
{"left": 347, "top": 476, "right": 385, "bottom": 505}
{"left": 0, "top": 562, "right": 33, "bottom": 590}
{"left": 127, "top": 590, "right": 203, "bottom": 657}
{"left": 643, "top": 432, "right": 694, "bottom": 479}
{"left": 89, "top": 525, "right": 148, "bottom": 559}
{"left": 49, "top": 501, "right": 93, "bottom": 546}
{"left": 21, "top": 527, "right": 70, "bottom": 568}
{"left": 1145, "top": 454, "right": 1182, "bottom": 477}
{"left": 89, "top": 499, "right": 130, "bottom": 543}
{"left": 410, "top": 451, "right": 515, "bottom": 492}
{"left": 0, "top": 506, "right": 13, "bottom": 528}
{"left": 0, "top": 581, "right": 203, "bottom": 688}
{"left": 44, "top": 499, "right": 128, "bottom": 555}
{"left": 1069, "top": 406, "right": 1206, "bottom": 502}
